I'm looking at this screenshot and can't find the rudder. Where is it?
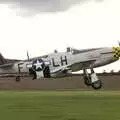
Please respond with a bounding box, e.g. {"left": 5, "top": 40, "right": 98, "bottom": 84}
{"left": 0, "top": 53, "right": 6, "bottom": 65}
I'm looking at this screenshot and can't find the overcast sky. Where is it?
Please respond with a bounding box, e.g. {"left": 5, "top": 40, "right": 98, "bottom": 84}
{"left": 0, "top": 0, "right": 120, "bottom": 72}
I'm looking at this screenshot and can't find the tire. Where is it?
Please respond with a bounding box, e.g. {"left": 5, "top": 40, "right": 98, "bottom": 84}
{"left": 92, "top": 80, "right": 102, "bottom": 90}
{"left": 84, "top": 76, "right": 91, "bottom": 86}
{"left": 16, "top": 76, "right": 20, "bottom": 82}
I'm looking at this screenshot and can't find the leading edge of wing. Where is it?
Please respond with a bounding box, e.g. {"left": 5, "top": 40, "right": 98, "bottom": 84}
{"left": 51, "top": 59, "right": 96, "bottom": 74}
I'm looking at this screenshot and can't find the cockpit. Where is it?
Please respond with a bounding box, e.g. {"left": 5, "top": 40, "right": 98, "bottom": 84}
{"left": 66, "top": 47, "right": 82, "bottom": 54}
{"left": 66, "top": 47, "right": 101, "bottom": 55}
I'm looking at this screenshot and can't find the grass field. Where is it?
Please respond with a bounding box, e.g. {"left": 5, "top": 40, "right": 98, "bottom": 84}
{"left": 0, "top": 91, "right": 120, "bottom": 120}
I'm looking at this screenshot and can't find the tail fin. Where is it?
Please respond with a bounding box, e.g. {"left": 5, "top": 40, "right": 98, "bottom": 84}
{"left": 0, "top": 53, "right": 6, "bottom": 65}
{"left": 27, "top": 51, "right": 30, "bottom": 61}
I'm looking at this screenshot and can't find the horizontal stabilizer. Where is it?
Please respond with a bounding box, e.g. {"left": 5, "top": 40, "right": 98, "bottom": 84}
{"left": 0, "top": 63, "right": 13, "bottom": 68}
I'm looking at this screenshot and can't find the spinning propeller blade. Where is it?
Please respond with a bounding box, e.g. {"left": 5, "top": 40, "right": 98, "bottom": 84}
{"left": 118, "top": 40, "right": 120, "bottom": 46}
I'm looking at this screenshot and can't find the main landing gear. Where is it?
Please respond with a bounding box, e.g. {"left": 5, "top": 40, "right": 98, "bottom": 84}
{"left": 83, "top": 68, "right": 102, "bottom": 89}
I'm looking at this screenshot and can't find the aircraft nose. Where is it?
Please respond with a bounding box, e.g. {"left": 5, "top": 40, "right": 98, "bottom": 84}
{"left": 113, "top": 47, "right": 120, "bottom": 60}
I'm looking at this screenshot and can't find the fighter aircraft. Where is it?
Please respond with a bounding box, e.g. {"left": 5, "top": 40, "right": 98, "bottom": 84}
{"left": 0, "top": 45, "right": 120, "bottom": 90}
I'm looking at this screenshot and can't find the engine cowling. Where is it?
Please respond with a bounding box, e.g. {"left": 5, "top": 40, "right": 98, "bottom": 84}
{"left": 113, "top": 47, "right": 120, "bottom": 60}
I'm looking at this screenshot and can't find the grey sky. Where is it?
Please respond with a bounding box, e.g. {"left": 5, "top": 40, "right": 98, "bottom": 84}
{"left": 0, "top": 0, "right": 119, "bottom": 72}
{"left": 0, "top": 0, "right": 104, "bottom": 15}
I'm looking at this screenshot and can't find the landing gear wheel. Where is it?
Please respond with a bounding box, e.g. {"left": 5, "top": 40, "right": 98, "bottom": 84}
{"left": 16, "top": 76, "right": 20, "bottom": 82}
{"left": 84, "top": 76, "right": 91, "bottom": 86}
{"left": 92, "top": 80, "right": 102, "bottom": 90}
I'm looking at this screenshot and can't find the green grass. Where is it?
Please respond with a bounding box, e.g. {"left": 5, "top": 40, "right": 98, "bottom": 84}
{"left": 0, "top": 91, "right": 120, "bottom": 120}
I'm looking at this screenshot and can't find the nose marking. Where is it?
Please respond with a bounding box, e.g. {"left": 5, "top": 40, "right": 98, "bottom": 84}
{"left": 112, "top": 47, "right": 120, "bottom": 60}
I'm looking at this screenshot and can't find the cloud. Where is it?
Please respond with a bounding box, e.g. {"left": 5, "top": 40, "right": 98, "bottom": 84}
{"left": 0, "top": 0, "right": 104, "bottom": 16}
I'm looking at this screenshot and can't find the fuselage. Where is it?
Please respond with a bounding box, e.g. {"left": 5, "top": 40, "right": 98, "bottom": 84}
{"left": 46, "top": 47, "right": 117, "bottom": 72}
{"left": 0, "top": 47, "right": 119, "bottom": 75}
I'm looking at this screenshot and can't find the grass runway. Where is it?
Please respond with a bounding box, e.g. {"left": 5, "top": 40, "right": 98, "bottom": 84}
{"left": 0, "top": 91, "right": 120, "bottom": 120}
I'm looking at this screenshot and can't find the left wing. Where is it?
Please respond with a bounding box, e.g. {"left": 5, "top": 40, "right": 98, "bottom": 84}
{"left": 51, "top": 65, "right": 71, "bottom": 74}
{"left": 70, "top": 60, "right": 96, "bottom": 72}
{"left": 51, "top": 59, "right": 96, "bottom": 77}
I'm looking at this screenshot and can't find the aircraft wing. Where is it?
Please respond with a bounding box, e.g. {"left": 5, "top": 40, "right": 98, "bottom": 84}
{"left": 52, "top": 59, "right": 96, "bottom": 73}
{"left": 51, "top": 59, "right": 96, "bottom": 77}
{"left": 51, "top": 65, "right": 71, "bottom": 74}
{"left": 70, "top": 60, "right": 96, "bottom": 72}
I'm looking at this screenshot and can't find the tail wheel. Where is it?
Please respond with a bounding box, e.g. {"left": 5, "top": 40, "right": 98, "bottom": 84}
{"left": 84, "top": 76, "right": 91, "bottom": 86}
{"left": 16, "top": 76, "right": 20, "bottom": 82}
{"left": 92, "top": 80, "right": 102, "bottom": 90}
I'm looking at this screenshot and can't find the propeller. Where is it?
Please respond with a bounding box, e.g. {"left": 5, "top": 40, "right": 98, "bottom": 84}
{"left": 118, "top": 40, "right": 120, "bottom": 46}
{"left": 113, "top": 42, "right": 120, "bottom": 60}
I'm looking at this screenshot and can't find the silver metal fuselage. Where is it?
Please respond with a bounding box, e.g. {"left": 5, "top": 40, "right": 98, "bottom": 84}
{"left": 0, "top": 47, "right": 117, "bottom": 76}
{"left": 48, "top": 47, "right": 115, "bottom": 72}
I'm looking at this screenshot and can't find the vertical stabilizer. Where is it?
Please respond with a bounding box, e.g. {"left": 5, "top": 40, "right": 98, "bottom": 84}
{"left": 0, "top": 53, "right": 6, "bottom": 65}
